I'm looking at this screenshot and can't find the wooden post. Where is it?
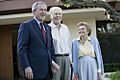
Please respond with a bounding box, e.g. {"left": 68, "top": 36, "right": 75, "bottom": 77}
{"left": 0, "top": 27, "right": 13, "bottom": 80}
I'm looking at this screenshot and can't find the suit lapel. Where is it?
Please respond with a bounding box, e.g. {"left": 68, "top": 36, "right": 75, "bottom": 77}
{"left": 44, "top": 23, "right": 49, "bottom": 47}
{"left": 31, "top": 19, "right": 46, "bottom": 48}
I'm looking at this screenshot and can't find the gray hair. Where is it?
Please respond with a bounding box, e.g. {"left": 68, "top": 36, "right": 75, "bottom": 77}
{"left": 32, "top": 1, "right": 47, "bottom": 12}
{"left": 77, "top": 22, "right": 92, "bottom": 36}
{"left": 49, "top": 7, "right": 63, "bottom": 15}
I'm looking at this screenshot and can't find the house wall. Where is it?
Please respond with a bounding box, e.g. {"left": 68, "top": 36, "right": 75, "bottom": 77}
{"left": 64, "top": 18, "right": 96, "bottom": 40}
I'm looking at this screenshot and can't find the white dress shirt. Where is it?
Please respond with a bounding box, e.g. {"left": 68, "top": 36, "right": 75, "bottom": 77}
{"left": 48, "top": 21, "right": 71, "bottom": 55}
{"left": 34, "top": 17, "right": 46, "bottom": 32}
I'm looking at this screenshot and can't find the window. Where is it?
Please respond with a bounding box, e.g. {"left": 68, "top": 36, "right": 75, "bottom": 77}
{"left": 97, "top": 21, "right": 120, "bottom": 64}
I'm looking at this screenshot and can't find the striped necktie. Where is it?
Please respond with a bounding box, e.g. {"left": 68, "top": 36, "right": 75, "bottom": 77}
{"left": 40, "top": 23, "right": 46, "bottom": 41}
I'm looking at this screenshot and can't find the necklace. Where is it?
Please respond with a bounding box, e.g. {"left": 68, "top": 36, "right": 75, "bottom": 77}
{"left": 80, "top": 36, "right": 88, "bottom": 44}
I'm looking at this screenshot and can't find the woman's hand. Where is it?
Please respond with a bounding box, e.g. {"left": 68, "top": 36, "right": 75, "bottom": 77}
{"left": 73, "top": 73, "right": 79, "bottom": 80}
{"left": 98, "top": 72, "right": 101, "bottom": 80}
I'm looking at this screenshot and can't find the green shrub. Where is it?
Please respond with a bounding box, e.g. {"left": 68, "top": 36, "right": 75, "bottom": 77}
{"left": 110, "top": 71, "right": 120, "bottom": 80}
{"left": 104, "top": 63, "right": 120, "bottom": 72}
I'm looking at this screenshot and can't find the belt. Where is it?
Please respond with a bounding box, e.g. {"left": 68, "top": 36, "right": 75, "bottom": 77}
{"left": 55, "top": 54, "right": 69, "bottom": 57}
{"left": 78, "top": 56, "right": 95, "bottom": 59}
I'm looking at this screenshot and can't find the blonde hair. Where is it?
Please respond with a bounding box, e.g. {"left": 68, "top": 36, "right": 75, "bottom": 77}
{"left": 77, "top": 22, "right": 92, "bottom": 36}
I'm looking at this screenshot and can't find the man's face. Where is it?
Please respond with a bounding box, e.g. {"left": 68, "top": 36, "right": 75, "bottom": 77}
{"left": 51, "top": 13, "right": 63, "bottom": 24}
{"left": 34, "top": 5, "right": 47, "bottom": 21}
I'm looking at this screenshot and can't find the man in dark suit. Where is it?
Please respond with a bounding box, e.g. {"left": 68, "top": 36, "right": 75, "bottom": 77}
{"left": 17, "top": 1, "right": 58, "bottom": 80}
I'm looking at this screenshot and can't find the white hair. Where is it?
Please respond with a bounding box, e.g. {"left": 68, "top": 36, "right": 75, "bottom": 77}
{"left": 32, "top": 1, "right": 47, "bottom": 12}
{"left": 49, "top": 7, "right": 63, "bottom": 15}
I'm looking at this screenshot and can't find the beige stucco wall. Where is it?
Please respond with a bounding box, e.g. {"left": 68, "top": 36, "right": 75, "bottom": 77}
{"left": 63, "top": 17, "right": 96, "bottom": 40}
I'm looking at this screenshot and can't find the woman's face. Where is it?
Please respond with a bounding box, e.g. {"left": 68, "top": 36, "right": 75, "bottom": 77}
{"left": 78, "top": 25, "right": 88, "bottom": 37}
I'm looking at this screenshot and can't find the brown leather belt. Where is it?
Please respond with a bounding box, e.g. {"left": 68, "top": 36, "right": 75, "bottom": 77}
{"left": 55, "top": 54, "right": 69, "bottom": 57}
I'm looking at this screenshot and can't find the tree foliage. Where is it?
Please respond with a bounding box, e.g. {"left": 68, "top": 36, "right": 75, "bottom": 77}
{"left": 61, "top": 0, "right": 120, "bottom": 22}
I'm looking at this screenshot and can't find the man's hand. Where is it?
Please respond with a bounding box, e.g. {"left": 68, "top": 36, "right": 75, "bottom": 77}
{"left": 25, "top": 66, "right": 33, "bottom": 79}
{"left": 52, "top": 62, "right": 60, "bottom": 73}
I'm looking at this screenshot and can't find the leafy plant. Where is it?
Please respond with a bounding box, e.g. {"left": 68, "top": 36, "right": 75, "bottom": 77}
{"left": 110, "top": 71, "right": 120, "bottom": 80}
{"left": 104, "top": 63, "right": 120, "bottom": 72}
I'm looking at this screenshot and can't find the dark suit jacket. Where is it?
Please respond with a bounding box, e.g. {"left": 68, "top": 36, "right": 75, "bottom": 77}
{"left": 17, "top": 19, "right": 55, "bottom": 79}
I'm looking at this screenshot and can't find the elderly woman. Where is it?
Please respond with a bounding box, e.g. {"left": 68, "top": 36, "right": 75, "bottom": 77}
{"left": 72, "top": 22, "right": 104, "bottom": 80}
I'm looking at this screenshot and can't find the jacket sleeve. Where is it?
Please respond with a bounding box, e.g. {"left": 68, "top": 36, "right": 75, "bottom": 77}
{"left": 49, "top": 26, "right": 56, "bottom": 62}
{"left": 96, "top": 37, "right": 104, "bottom": 75}
{"left": 90, "top": 36, "right": 104, "bottom": 75}
{"left": 17, "top": 22, "right": 30, "bottom": 70}
{"left": 72, "top": 39, "right": 78, "bottom": 74}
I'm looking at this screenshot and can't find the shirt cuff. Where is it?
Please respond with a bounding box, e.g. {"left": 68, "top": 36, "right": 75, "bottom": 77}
{"left": 98, "top": 68, "right": 101, "bottom": 73}
{"left": 52, "top": 60, "right": 55, "bottom": 64}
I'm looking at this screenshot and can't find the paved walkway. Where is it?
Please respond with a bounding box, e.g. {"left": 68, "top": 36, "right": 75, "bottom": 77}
{"left": 15, "top": 73, "right": 111, "bottom": 80}
{"left": 104, "top": 73, "right": 111, "bottom": 80}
